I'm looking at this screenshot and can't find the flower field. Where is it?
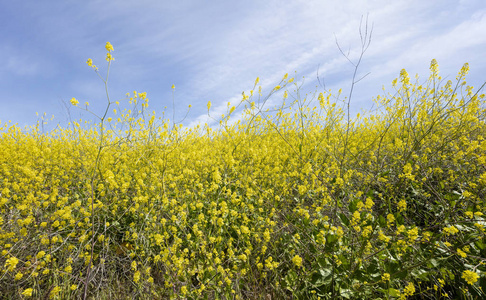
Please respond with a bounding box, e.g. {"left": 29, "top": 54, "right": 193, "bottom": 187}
{"left": 1, "top": 44, "right": 485, "bottom": 299}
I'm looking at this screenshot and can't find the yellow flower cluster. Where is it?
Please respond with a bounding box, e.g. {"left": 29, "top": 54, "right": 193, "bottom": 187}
{"left": 462, "top": 270, "right": 479, "bottom": 285}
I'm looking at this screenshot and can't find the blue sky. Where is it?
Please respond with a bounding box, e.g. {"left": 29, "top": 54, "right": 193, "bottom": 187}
{"left": 1, "top": 0, "right": 485, "bottom": 131}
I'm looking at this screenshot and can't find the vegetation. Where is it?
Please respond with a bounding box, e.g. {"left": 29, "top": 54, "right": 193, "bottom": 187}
{"left": 1, "top": 42, "right": 485, "bottom": 299}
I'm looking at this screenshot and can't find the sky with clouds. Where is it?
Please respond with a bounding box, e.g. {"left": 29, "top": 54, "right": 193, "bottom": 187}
{"left": 1, "top": 0, "right": 485, "bottom": 131}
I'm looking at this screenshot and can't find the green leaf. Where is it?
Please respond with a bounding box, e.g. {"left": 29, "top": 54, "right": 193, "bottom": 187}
{"left": 348, "top": 198, "right": 359, "bottom": 213}
{"left": 429, "top": 258, "right": 438, "bottom": 268}
{"left": 475, "top": 240, "right": 486, "bottom": 250}
{"left": 385, "top": 260, "right": 400, "bottom": 274}
{"left": 320, "top": 268, "right": 332, "bottom": 278}
{"left": 339, "top": 213, "right": 350, "bottom": 226}
{"left": 378, "top": 215, "right": 386, "bottom": 227}
{"left": 339, "top": 288, "right": 352, "bottom": 299}
{"left": 327, "top": 233, "right": 338, "bottom": 245}
{"left": 308, "top": 242, "right": 317, "bottom": 254}
{"left": 285, "top": 270, "right": 298, "bottom": 290}
{"left": 387, "top": 288, "right": 400, "bottom": 297}
{"left": 318, "top": 257, "right": 329, "bottom": 268}
{"left": 310, "top": 272, "right": 321, "bottom": 285}
{"left": 395, "top": 269, "right": 408, "bottom": 279}
{"left": 396, "top": 213, "right": 404, "bottom": 225}
{"left": 411, "top": 268, "right": 429, "bottom": 280}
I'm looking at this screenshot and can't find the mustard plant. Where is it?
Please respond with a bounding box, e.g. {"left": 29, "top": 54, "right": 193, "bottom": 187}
{"left": 0, "top": 40, "right": 485, "bottom": 300}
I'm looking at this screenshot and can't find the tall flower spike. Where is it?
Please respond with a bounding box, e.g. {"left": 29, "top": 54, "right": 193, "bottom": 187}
{"left": 430, "top": 59, "right": 439, "bottom": 76}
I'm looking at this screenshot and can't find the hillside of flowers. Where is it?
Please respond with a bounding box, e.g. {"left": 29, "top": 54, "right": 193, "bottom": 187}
{"left": 1, "top": 43, "right": 485, "bottom": 299}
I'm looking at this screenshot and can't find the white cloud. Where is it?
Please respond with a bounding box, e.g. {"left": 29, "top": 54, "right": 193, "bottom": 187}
{"left": 1, "top": 0, "right": 485, "bottom": 130}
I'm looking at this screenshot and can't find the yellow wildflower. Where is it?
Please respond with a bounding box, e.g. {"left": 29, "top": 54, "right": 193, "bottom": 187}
{"left": 407, "top": 227, "right": 419, "bottom": 242}
{"left": 36, "top": 251, "right": 46, "bottom": 259}
{"left": 50, "top": 286, "right": 61, "bottom": 299}
{"left": 292, "top": 255, "right": 303, "bottom": 267}
{"left": 462, "top": 270, "right": 479, "bottom": 285}
{"left": 396, "top": 225, "right": 406, "bottom": 235}
{"left": 443, "top": 225, "right": 459, "bottom": 235}
{"left": 181, "top": 286, "right": 188, "bottom": 295}
{"left": 397, "top": 199, "right": 407, "bottom": 212}
{"left": 133, "top": 271, "right": 141, "bottom": 283}
{"left": 14, "top": 272, "right": 23, "bottom": 280}
{"left": 457, "top": 248, "right": 467, "bottom": 258}
{"left": 105, "top": 42, "right": 114, "bottom": 52}
{"left": 240, "top": 225, "right": 250, "bottom": 235}
{"left": 64, "top": 265, "right": 72, "bottom": 273}
{"left": 403, "top": 282, "right": 415, "bottom": 296}
{"left": 106, "top": 52, "right": 114, "bottom": 61}
{"left": 365, "top": 197, "right": 374, "bottom": 210}
{"left": 22, "top": 288, "right": 33, "bottom": 297}
{"left": 5, "top": 256, "right": 19, "bottom": 271}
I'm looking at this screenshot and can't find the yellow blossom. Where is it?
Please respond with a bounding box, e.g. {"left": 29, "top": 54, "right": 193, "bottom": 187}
{"left": 462, "top": 270, "right": 479, "bottom": 285}
{"left": 5, "top": 256, "right": 19, "bottom": 271}
{"left": 396, "top": 225, "right": 406, "bottom": 235}
{"left": 14, "top": 272, "right": 23, "bottom": 280}
{"left": 22, "top": 288, "right": 33, "bottom": 297}
{"left": 133, "top": 271, "right": 141, "bottom": 283}
{"left": 292, "top": 255, "right": 303, "bottom": 267}
{"left": 70, "top": 98, "right": 79, "bottom": 106}
{"left": 50, "top": 286, "right": 61, "bottom": 299}
{"left": 105, "top": 42, "right": 114, "bottom": 52}
{"left": 36, "top": 251, "right": 46, "bottom": 259}
{"left": 403, "top": 282, "right": 415, "bottom": 296}
{"left": 397, "top": 199, "right": 407, "bottom": 212}
{"left": 457, "top": 248, "right": 467, "bottom": 258}
{"left": 64, "top": 265, "right": 72, "bottom": 273}
{"left": 443, "top": 225, "right": 459, "bottom": 235}
{"left": 106, "top": 52, "right": 114, "bottom": 61}
{"left": 181, "top": 285, "right": 188, "bottom": 295}
{"left": 407, "top": 227, "right": 419, "bottom": 242}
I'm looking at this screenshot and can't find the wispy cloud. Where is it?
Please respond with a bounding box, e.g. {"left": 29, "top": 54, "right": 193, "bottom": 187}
{"left": 0, "top": 0, "right": 484, "bottom": 130}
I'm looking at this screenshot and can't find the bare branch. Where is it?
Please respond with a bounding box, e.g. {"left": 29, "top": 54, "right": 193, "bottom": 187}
{"left": 354, "top": 71, "right": 372, "bottom": 84}
{"left": 316, "top": 64, "right": 326, "bottom": 90}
